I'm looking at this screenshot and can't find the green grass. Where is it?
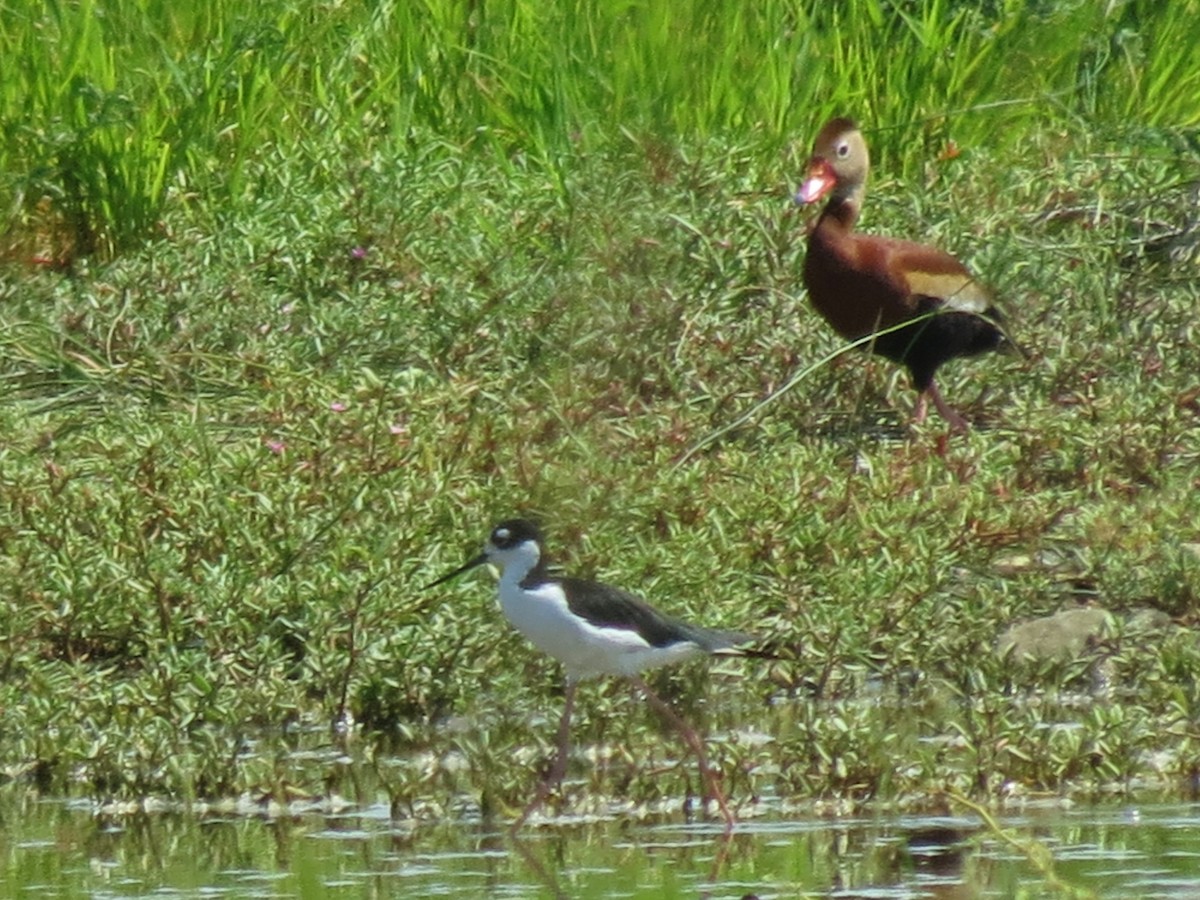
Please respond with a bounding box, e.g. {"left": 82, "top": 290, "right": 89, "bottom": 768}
{"left": 1, "top": 0, "right": 1199, "bottom": 816}
{"left": 4, "top": 0, "right": 1200, "bottom": 259}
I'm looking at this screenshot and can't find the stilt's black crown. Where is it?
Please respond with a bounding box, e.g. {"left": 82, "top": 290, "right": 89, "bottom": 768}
{"left": 490, "top": 518, "right": 542, "bottom": 550}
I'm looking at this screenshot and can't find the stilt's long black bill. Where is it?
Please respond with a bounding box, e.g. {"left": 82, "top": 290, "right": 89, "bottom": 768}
{"left": 424, "top": 552, "right": 488, "bottom": 589}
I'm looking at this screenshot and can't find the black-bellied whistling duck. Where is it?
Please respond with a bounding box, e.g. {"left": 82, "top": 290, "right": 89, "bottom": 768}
{"left": 797, "top": 117, "right": 1010, "bottom": 430}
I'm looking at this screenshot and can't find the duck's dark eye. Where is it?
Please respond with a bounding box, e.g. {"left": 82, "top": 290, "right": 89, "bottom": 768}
{"left": 836, "top": 141, "right": 851, "bottom": 158}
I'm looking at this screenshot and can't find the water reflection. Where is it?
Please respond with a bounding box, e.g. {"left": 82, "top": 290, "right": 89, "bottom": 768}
{"left": 2, "top": 790, "right": 1200, "bottom": 897}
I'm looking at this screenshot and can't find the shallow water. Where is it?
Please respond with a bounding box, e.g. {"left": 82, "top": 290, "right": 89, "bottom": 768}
{"left": 3, "top": 790, "right": 1200, "bottom": 898}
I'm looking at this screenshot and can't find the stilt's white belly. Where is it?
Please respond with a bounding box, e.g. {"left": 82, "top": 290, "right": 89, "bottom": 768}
{"left": 498, "top": 578, "right": 700, "bottom": 679}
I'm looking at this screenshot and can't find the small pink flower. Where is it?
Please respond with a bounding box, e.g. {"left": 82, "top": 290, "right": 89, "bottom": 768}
{"left": 389, "top": 422, "right": 408, "bottom": 435}
{"left": 330, "top": 402, "right": 348, "bottom": 413}
{"left": 265, "top": 439, "right": 286, "bottom": 455}
{"left": 350, "top": 246, "right": 367, "bottom": 260}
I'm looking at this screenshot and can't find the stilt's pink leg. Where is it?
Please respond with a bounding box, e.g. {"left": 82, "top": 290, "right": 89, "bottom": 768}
{"left": 510, "top": 679, "right": 577, "bottom": 833}
{"left": 630, "top": 676, "right": 735, "bottom": 834}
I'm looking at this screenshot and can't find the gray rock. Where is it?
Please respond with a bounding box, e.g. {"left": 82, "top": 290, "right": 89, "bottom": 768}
{"left": 997, "top": 607, "right": 1116, "bottom": 662}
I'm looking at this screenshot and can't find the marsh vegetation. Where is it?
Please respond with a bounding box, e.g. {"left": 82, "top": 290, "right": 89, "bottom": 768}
{"left": 2, "top": 1, "right": 1199, "bottom": 894}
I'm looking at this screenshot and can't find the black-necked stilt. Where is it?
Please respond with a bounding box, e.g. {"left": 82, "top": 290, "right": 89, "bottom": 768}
{"left": 426, "top": 518, "right": 758, "bottom": 832}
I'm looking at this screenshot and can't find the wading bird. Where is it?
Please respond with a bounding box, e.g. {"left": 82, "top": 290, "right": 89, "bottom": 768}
{"left": 427, "top": 518, "right": 759, "bottom": 833}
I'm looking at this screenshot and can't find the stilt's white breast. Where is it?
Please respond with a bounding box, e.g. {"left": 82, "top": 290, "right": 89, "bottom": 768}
{"left": 497, "top": 576, "right": 701, "bottom": 680}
